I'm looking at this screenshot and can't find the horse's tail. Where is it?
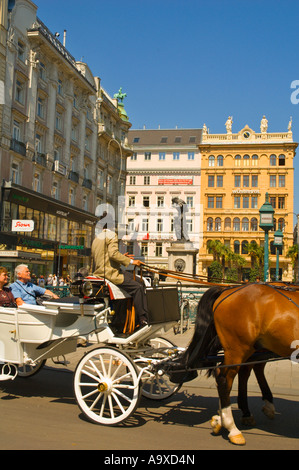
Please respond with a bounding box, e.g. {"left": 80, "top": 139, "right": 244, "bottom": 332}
{"left": 168, "top": 286, "right": 225, "bottom": 383}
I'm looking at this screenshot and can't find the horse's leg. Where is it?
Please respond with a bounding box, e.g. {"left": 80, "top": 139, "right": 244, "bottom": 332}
{"left": 253, "top": 363, "right": 275, "bottom": 419}
{"left": 211, "top": 364, "right": 246, "bottom": 445}
{"left": 238, "top": 365, "right": 256, "bottom": 426}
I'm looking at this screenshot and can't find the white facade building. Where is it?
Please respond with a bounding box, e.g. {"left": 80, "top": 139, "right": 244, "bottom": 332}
{"left": 124, "top": 128, "right": 202, "bottom": 268}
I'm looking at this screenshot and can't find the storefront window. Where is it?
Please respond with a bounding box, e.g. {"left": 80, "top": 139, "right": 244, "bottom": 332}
{"left": 48, "top": 214, "right": 56, "bottom": 241}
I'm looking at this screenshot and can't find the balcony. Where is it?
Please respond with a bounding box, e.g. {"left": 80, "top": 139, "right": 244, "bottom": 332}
{"left": 33, "top": 152, "right": 47, "bottom": 167}
{"left": 68, "top": 170, "right": 79, "bottom": 183}
{"left": 10, "top": 138, "right": 26, "bottom": 156}
{"left": 53, "top": 160, "right": 67, "bottom": 176}
{"left": 82, "top": 178, "right": 92, "bottom": 189}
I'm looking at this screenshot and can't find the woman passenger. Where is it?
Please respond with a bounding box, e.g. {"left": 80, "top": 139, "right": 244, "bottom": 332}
{"left": 0, "top": 267, "right": 16, "bottom": 307}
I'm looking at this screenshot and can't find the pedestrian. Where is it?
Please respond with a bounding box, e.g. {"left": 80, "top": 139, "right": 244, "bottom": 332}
{"left": 47, "top": 274, "right": 53, "bottom": 285}
{"left": 0, "top": 267, "right": 16, "bottom": 307}
{"left": 52, "top": 274, "right": 57, "bottom": 286}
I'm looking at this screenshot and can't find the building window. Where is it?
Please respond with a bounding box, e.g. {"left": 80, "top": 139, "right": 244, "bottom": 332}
{"left": 233, "top": 218, "right": 240, "bottom": 231}
{"left": 234, "top": 240, "right": 240, "bottom": 254}
{"left": 208, "top": 156, "right": 215, "bottom": 167}
{"left": 55, "top": 112, "right": 62, "bottom": 131}
{"left": 278, "top": 197, "right": 285, "bottom": 209}
{"left": 251, "top": 218, "right": 258, "bottom": 231}
{"left": 131, "top": 152, "right": 137, "bottom": 160}
{"left": 13, "top": 120, "right": 21, "bottom": 141}
{"left": 128, "top": 219, "right": 135, "bottom": 232}
{"left": 145, "top": 152, "right": 151, "bottom": 160}
{"left": 157, "top": 196, "right": 164, "bottom": 207}
{"left": 143, "top": 196, "right": 150, "bottom": 207}
{"left": 207, "top": 218, "right": 213, "bottom": 231}
{"left": 208, "top": 196, "right": 214, "bottom": 208}
{"left": 242, "top": 217, "right": 249, "bottom": 231}
{"left": 159, "top": 152, "right": 165, "bottom": 160}
{"left": 270, "top": 154, "right": 276, "bottom": 166}
{"left": 252, "top": 154, "right": 258, "bottom": 166}
{"left": 52, "top": 181, "right": 59, "bottom": 200}
{"left": 155, "top": 243, "right": 163, "bottom": 257}
{"left": 11, "top": 162, "right": 20, "bottom": 184}
{"left": 129, "top": 176, "right": 136, "bottom": 185}
{"left": 252, "top": 175, "right": 258, "bottom": 187}
{"left": 242, "top": 241, "right": 248, "bottom": 254}
{"left": 243, "top": 155, "right": 250, "bottom": 166}
{"left": 278, "top": 154, "right": 285, "bottom": 166}
{"left": 215, "top": 217, "right": 221, "bottom": 231}
{"left": 270, "top": 175, "right": 276, "bottom": 187}
{"left": 217, "top": 175, "right": 223, "bottom": 187}
{"left": 186, "top": 196, "right": 193, "bottom": 208}
{"left": 224, "top": 217, "right": 231, "bottom": 231}
{"left": 243, "top": 175, "right": 249, "bottom": 187}
{"left": 243, "top": 196, "right": 249, "bottom": 209}
{"left": 270, "top": 197, "right": 276, "bottom": 208}
{"left": 157, "top": 218, "right": 163, "bottom": 232}
{"left": 234, "top": 175, "right": 241, "bottom": 187}
{"left": 142, "top": 218, "right": 149, "bottom": 232}
{"left": 234, "top": 196, "right": 241, "bottom": 209}
{"left": 144, "top": 176, "right": 150, "bottom": 185}
{"left": 235, "top": 155, "right": 241, "bottom": 166}
{"left": 39, "top": 62, "right": 46, "bottom": 80}
{"left": 279, "top": 175, "right": 285, "bottom": 187}
{"left": 216, "top": 196, "right": 223, "bottom": 209}
{"left": 217, "top": 155, "right": 224, "bottom": 167}
{"left": 15, "top": 79, "right": 25, "bottom": 105}
{"left": 251, "top": 196, "right": 258, "bottom": 209}
{"left": 17, "top": 41, "right": 25, "bottom": 62}
{"left": 188, "top": 152, "right": 195, "bottom": 160}
{"left": 208, "top": 175, "right": 215, "bottom": 187}
{"left": 173, "top": 152, "right": 180, "bottom": 160}
{"left": 58, "top": 79, "right": 63, "bottom": 95}
{"left": 278, "top": 218, "right": 285, "bottom": 231}
{"left": 186, "top": 218, "right": 193, "bottom": 232}
{"left": 128, "top": 196, "right": 135, "bottom": 207}
{"left": 37, "top": 97, "right": 45, "bottom": 118}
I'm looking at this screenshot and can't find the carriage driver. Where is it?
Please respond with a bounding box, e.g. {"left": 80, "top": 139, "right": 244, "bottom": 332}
{"left": 91, "top": 212, "right": 149, "bottom": 328}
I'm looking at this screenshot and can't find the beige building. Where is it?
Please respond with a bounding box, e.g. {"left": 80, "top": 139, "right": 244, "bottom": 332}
{"left": 198, "top": 117, "right": 297, "bottom": 281}
{"left": 0, "top": 0, "right": 131, "bottom": 278}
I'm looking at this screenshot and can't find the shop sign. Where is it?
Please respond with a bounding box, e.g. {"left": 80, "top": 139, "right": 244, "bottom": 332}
{"left": 11, "top": 220, "right": 34, "bottom": 232}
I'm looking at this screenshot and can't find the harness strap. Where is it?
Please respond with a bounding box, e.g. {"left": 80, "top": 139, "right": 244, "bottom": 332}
{"left": 264, "top": 283, "right": 299, "bottom": 309}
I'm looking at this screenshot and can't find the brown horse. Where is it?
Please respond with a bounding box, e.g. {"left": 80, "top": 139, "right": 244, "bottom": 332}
{"left": 169, "top": 283, "right": 299, "bottom": 445}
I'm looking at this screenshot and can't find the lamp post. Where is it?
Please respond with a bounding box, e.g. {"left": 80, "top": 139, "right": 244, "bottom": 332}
{"left": 259, "top": 193, "right": 274, "bottom": 282}
{"left": 273, "top": 227, "right": 283, "bottom": 281}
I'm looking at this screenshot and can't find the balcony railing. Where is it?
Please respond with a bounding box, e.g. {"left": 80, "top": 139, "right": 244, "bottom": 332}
{"left": 33, "top": 152, "right": 47, "bottom": 167}
{"left": 68, "top": 170, "right": 79, "bottom": 183}
{"left": 82, "top": 178, "right": 92, "bottom": 189}
{"left": 10, "top": 138, "right": 26, "bottom": 156}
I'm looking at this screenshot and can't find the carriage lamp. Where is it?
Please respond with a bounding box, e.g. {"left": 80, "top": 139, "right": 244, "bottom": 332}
{"left": 273, "top": 227, "right": 284, "bottom": 281}
{"left": 259, "top": 193, "right": 274, "bottom": 282}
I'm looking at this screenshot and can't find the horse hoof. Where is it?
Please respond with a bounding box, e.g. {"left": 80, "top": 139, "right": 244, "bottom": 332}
{"left": 210, "top": 415, "right": 222, "bottom": 435}
{"left": 229, "top": 433, "right": 246, "bottom": 446}
{"left": 262, "top": 401, "right": 275, "bottom": 419}
{"left": 241, "top": 415, "right": 256, "bottom": 427}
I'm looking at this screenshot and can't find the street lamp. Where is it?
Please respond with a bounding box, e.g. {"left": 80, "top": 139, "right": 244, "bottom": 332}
{"left": 273, "top": 226, "right": 283, "bottom": 281}
{"left": 259, "top": 193, "right": 274, "bottom": 282}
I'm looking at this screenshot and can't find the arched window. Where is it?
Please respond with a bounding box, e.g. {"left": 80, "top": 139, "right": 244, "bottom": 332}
{"left": 251, "top": 217, "right": 258, "bottom": 231}
{"left": 217, "top": 155, "right": 224, "bottom": 167}
{"left": 242, "top": 217, "right": 249, "bottom": 231}
{"left": 242, "top": 240, "right": 248, "bottom": 254}
{"left": 278, "top": 218, "right": 285, "bottom": 231}
{"left": 270, "top": 154, "right": 276, "bottom": 166}
{"left": 278, "top": 154, "right": 285, "bottom": 166}
{"left": 207, "top": 217, "right": 213, "bottom": 231}
{"left": 252, "top": 154, "right": 258, "bottom": 166}
{"left": 234, "top": 240, "right": 240, "bottom": 254}
{"left": 208, "top": 155, "right": 215, "bottom": 167}
{"left": 235, "top": 155, "right": 241, "bottom": 167}
{"left": 233, "top": 217, "right": 240, "bottom": 231}
{"left": 224, "top": 217, "right": 231, "bottom": 231}
{"left": 215, "top": 217, "right": 221, "bottom": 231}
{"left": 243, "top": 154, "right": 250, "bottom": 166}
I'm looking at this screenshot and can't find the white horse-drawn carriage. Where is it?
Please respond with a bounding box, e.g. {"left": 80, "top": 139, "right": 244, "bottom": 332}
{"left": 0, "top": 276, "right": 182, "bottom": 425}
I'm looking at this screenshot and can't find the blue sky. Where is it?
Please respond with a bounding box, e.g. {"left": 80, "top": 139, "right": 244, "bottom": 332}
{"left": 35, "top": 0, "right": 299, "bottom": 221}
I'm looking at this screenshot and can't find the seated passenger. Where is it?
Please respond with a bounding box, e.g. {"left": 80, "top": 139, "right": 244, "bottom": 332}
{"left": 10, "top": 264, "right": 59, "bottom": 307}
{"left": 0, "top": 267, "right": 16, "bottom": 307}
{"left": 92, "top": 212, "right": 149, "bottom": 328}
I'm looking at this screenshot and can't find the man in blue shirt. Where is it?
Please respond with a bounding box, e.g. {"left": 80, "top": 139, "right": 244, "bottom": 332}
{"left": 11, "top": 264, "right": 59, "bottom": 306}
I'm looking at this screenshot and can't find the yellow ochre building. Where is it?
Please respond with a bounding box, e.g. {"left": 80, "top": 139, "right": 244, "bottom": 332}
{"left": 198, "top": 116, "right": 297, "bottom": 282}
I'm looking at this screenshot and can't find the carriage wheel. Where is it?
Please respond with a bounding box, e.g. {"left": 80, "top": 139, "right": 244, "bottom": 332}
{"left": 74, "top": 347, "right": 140, "bottom": 426}
{"left": 140, "top": 337, "right": 182, "bottom": 400}
{"left": 18, "top": 359, "right": 46, "bottom": 378}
